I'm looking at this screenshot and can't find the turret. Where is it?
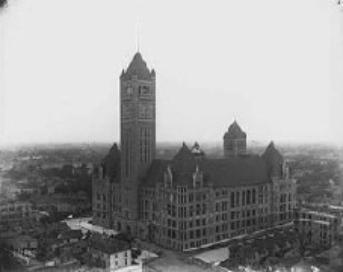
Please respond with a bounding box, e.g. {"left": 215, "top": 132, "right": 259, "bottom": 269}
{"left": 261, "top": 141, "right": 284, "bottom": 178}
{"left": 223, "top": 120, "right": 247, "bottom": 157}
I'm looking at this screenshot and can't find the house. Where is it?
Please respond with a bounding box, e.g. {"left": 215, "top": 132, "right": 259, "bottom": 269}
{"left": 88, "top": 236, "right": 132, "bottom": 271}
{"left": 57, "top": 229, "right": 83, "bottom": 244}
{"left": 294, "top": 207, "right": 339, "bottom": 248}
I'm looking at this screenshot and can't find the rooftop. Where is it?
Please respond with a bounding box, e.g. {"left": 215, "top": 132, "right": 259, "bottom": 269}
{"left": 90, "top": 236, "right": 130, "bottom": 255}
{"left": 224, "top": 120, "right": 247, "bottom": 139}
{"left": 121, "top": 52, "right": 154, "bottom": 81}
{"left": 142, "top": 143, "right": 270, "bottom": 188}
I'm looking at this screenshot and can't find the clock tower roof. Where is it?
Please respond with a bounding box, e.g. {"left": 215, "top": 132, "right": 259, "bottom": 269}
{"left": 121, "top": 52, "right": 153, "bottom": 80}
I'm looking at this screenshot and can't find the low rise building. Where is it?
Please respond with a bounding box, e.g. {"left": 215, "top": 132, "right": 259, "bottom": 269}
{"left": 222, "top": 227, "right": 299, "bottom": 269}
{"left": 0, "top": 200, "right": 36, "bottom": 225}
{"left": 88, "top": 236, "right": 132, "bottom": 271}
{"left": 3, "top": 234, "right": 38, "bottom": 259}
{"left": 294, "top": 208, "right": 339, "bottom": 248}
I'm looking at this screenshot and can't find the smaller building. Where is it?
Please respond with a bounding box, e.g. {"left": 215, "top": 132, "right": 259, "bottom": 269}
{"left": 0, "top": 200, "right": 35, "bottom": 225}
{"left": 3, "top": 235, "right": 38, "bottom": 259}
{"left": 57, "top": 229, "right": 83, "bottom": 245}
{"left": 222, "top": 227, "right": 299, "bottom": 269}
{"left": 88, "top": 236, "right": 132, "bottom": 272}
{"left": 294, "top": 207, "right": 339, "bottom": 248}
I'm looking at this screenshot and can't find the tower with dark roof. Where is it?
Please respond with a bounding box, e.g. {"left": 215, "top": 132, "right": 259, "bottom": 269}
{"left": 223, "top": 120, "right": 247, "bottom": 158}
{"left": 261, "top": 141, "right": 284, "bottom": 178}
{"left": 119, "top": 52, "right": 156, "bottom": 225}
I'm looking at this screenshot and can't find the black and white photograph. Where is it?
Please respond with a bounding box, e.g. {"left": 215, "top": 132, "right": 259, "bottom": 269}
{"left": 1, "top": 0, "right": 343, "bottom": 271}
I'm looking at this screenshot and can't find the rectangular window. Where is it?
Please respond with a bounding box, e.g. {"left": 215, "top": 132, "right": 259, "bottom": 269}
{"left": 231, "top": 192, "right": 235, "bottom": 208}
{"left": 222, "top": 201, "right": 227, "bottom": 211}
{"left": 247, "top": 190, "right": 251, "bottom": 205}
{"left": 236, "top": 192, "right": 240, "bottom": 207}
{"left": 196, "top": 219, "right": 200, "bottom": 227}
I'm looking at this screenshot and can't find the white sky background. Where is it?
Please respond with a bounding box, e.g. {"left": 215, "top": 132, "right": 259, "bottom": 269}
{"left": 0, "top": 0, "right": 342, "bottom": 145}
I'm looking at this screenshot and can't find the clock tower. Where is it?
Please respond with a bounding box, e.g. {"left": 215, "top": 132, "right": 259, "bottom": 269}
{"left": 119, "top": 52, "right": 156, "bottom": 229}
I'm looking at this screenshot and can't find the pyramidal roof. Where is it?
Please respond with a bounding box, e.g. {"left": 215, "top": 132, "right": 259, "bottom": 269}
{"left": 261, "top": 141, "right": 283, "bottom": 164}
{"left": 173, "top": 142, "right": 194, "bottom": 162}
{"left": 171, "top": 143, "right": 197, "bottom": 181}
{"left": 224, "top": 120, "right": 247, "bottom": 138}
{"left": 101, "top": 143, "right": 120, "bottom": 182}
{"left": 261, "top": 141, "right": 284, "bottom": 177}
{"left": 121, "top": 52, "right": 154, "bottom": 80}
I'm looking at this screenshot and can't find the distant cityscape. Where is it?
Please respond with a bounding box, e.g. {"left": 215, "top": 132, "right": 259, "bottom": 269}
{"left": 0, "top": 51, "right": 343, "bottom": 272}
{"left": 1, "top": 1, "right": 343, "bottom": 270}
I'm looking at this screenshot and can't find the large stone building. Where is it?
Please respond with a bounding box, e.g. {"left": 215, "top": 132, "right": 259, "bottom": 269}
{"left": 92, "top": 52, "right": 297, "bottom": 251}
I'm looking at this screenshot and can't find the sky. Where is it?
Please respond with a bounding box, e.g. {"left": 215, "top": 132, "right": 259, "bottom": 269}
{"left": 0, "top": 0, "right": 342, "bottom": 146}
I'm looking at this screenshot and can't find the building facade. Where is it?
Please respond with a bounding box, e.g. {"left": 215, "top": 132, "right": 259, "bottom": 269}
{"left": 92, "top": 52, "right": 297, "bottom": 251}
{"left": 0, "top": 201, "right": 36, "bottom": 225}
{"left": 88, "top": 236, "right": 132, "bottom": 272}
{"left": 294, "top": 207, "right": 339, "bottom": 248}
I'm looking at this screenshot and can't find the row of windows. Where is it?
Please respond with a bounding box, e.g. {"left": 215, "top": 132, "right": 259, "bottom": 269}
{"left": 155, "top": 186, "right": 271, "bottom": 205}
{"left": 123, "top": 129, "right": 133, "bottom": 178}
{"left": 164, "top": 217, "right": 270, "bottom": 242}
{"left": 280, "top": 193, "right": 292, "bottom": 203}
{"left": 96, "top": 193, "right": 106, "bottom": 201}
{"left": 139, "top": 128, "right": 152, "bottom": 163}
{"left": 166, "top": 203, "right": 208, "bottom": 217}
{"left": 122, "top": 85, "right": 151, "bottom": 98}
{"left": 143, "top": 199, "right": 270, "bottom": 220}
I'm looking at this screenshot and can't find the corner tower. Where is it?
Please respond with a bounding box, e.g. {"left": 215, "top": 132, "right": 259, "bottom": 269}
{"left": 223, "top": 120, "right": 247, "bottom": 157}
{"left": 120, "top": 52, "right": 156, "bottom": 223}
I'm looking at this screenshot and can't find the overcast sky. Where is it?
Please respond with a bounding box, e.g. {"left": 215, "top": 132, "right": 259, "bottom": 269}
{"left": 0, "top": 0, "right": 342, "bottom": 146}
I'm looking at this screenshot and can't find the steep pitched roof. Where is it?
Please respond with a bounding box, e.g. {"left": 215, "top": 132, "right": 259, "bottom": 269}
{"left": 200, "top": 156, "right": 270, "bottom": 187}
{"left": 224, "top": 120, "right": 247, "bottom": 139}
{"left": 141, "top": 143, "right": 270, "bottom": 188}
{"left": 261, "top": 142, "right": 282, "bottom": 161}
{"left": 172, "top": 143, "right": 197, "bottom": 179}
{"left": 101, "top": 143, "right": 120, "bottom": 182}
{"left": 142, "top": 159, "right": 170, "bottom": 186}
{"left": 261, "top": 141, "right": 284, "bottom": 177}
{"left": 121, "top": 52, "right": 154, "bottom": 80}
